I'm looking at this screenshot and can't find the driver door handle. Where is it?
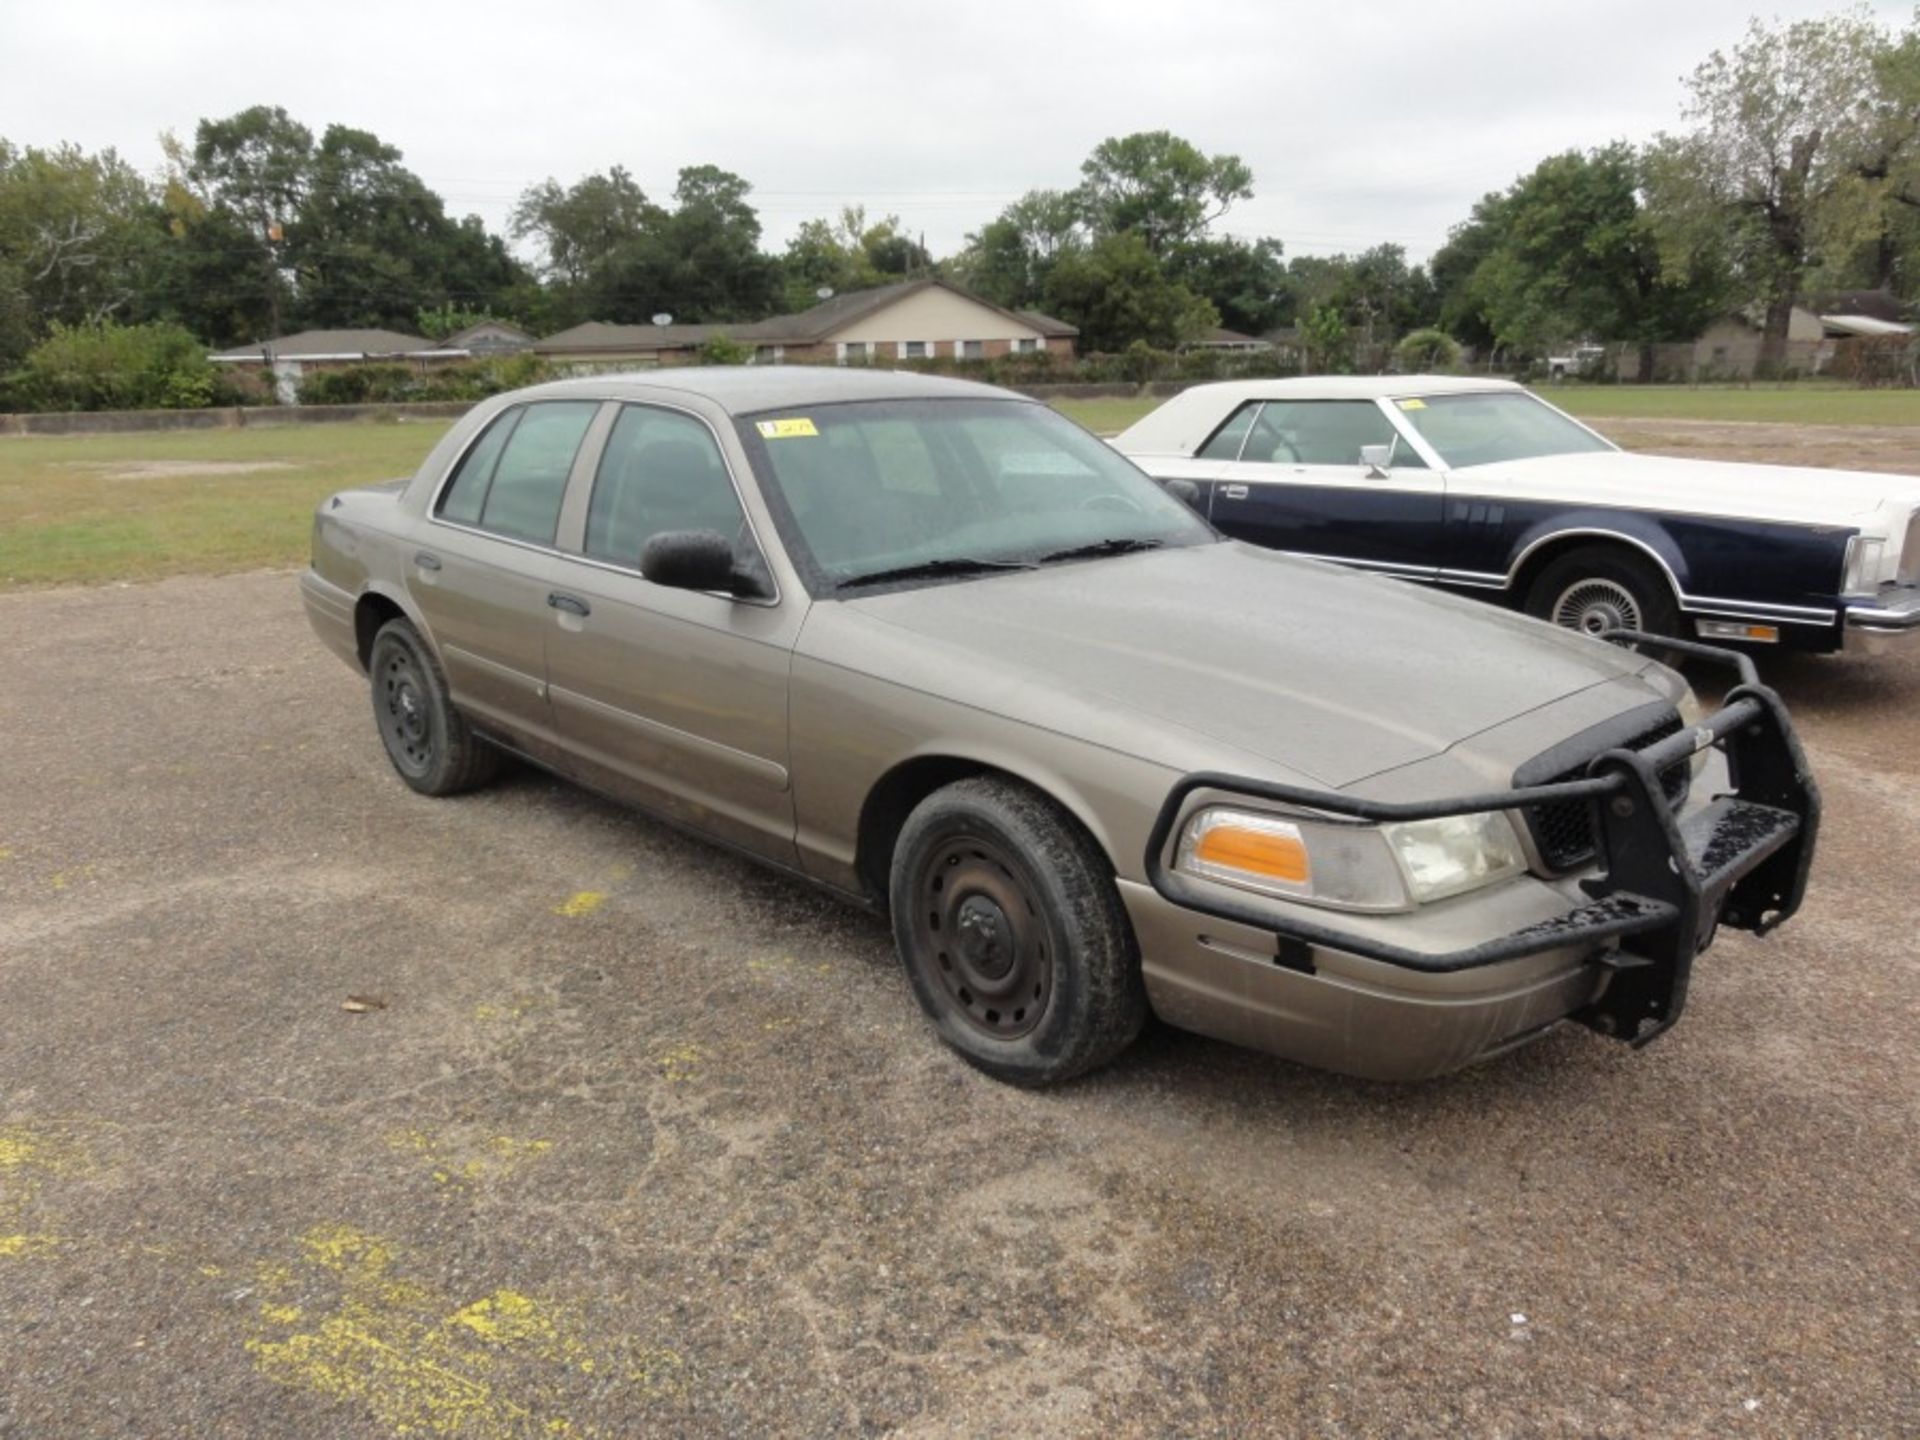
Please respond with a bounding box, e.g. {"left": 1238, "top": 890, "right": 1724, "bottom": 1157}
{"left": 1221, "top": 483, "right": 1249, "bottom": 500}
{"left": 547, "top": 592, "right": 591, "bottom": 618}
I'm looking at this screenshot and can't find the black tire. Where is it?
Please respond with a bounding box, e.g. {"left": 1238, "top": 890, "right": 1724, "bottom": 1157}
{"left": 1524, "top": 544, "right": 1680, "bottom": 641}
{"left": 367, "top": 617, "right": 500, "bottom": 796}
{"left": 889, "top": 776, "right": 1147, "bottom": 1086}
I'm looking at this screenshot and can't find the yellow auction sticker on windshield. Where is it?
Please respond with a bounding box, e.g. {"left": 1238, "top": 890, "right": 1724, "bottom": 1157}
{"left": 1397, "top": 398, "right": 1428, "bottom": 411}
{"left": 756, "top": 417, "right": 818, "bottom": 439}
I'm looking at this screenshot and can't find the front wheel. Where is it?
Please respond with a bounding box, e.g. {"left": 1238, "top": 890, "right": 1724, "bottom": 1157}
{"left": 1524, "top": 544, "right": 1680, "bottom": 642}
{"left": 889, "top": 777, "right": 1147, "bottom": 1086}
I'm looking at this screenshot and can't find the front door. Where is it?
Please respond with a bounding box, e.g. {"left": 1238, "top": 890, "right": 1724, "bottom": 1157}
{"left": 543, "top": 402, "right": 801, "bottom": 866}
{"left": 409, "top": 399, "right": 602, "bottom": 745}
{"left": 1203, "top": 399, "right": 1444, "bottom": 579}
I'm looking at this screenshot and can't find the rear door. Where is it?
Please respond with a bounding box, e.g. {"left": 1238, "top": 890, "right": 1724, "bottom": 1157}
{"left": 410, "top": 399, "right": 601, "bottom": 745}
{"left": 543, "top": 402, "right": 802, "bottom": 866}
{"left": 1205, "top": 399, "right": 1444, "bottom": 578}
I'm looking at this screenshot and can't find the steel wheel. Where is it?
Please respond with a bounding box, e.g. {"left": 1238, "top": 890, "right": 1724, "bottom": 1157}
{"left": 908, "top": 833, "right": 1053, "bottom": 1040}
{"left": 1550, "top": 577, "right": 1644, "bottom": 636}
{"left": 377, "top": 644, "right": 436, "bottom": 778}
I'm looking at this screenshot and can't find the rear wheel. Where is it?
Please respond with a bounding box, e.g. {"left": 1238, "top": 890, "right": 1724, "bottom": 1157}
{"left": 1525, "top": 544, "right": 1679, "bottom": 641}
{"left": 889, "top": 777, "right": 1146, "bottom": 1086}
{"left": 368, "top": 617, "right": 500, "bottom": 796}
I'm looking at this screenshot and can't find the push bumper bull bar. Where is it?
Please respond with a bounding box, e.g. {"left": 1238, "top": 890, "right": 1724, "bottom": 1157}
{"left": 1143, "top": 632, "right": 1819, "bottom": 1046}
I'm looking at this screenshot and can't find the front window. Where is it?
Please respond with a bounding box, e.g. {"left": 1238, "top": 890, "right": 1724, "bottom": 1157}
{"left": 1391, "top": 392, "right": 1615, "bottom": 468}
{"left": 959, "top": 340, "right": 985, "bottom": 359}
{"left": 1014, "top": 338, "right": 1039, "bottom": 354}
{"left": 737, "top": 398, "right": 1216, "bottom": 591}
{"left": 841, "top": 342, "right": 868, "bottom": 364}
{"left": 584, "top": 405, "right": 746, "bottom": 567}
{"left": 900, "top": 340, "right": 928, "bottom": 360}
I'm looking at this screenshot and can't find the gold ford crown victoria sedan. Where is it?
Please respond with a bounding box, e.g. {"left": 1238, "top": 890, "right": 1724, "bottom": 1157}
{"left": 301, "top": 370, "right": 1818, "bottom": 1086}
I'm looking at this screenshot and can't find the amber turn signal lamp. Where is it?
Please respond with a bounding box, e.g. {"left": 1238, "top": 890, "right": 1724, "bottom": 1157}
{"left": 1191, "top": 821, "right": 1311, "bottom": 884}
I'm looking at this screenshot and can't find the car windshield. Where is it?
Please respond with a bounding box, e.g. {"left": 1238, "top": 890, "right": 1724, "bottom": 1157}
{"left": 737, "top": 398, "right": 1216, "bottom": 590}
{"left": 1391, "top": 392, "right": 1616, "bottom": 468}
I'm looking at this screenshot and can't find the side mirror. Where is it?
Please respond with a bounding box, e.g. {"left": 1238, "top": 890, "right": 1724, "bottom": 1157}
{"left": 1160, "top": 477, "right": 1203, "bottom": 510}
{"left": 1360, "top": 441, "right": 1396, "bottom": 478}
{"left": 641, "top": 529, "right": 753, "bottom": 595}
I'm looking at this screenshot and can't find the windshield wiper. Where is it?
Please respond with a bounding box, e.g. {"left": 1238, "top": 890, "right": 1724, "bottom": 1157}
{"left": 1038, "top": 537, "right": 1165, "bottom": 564}
{"left": 836, "top": 556, "right": 1037, "bottom": 591}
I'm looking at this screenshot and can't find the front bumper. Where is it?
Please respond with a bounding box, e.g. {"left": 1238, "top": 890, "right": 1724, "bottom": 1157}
{"left": 1842, "top": 587, "right": 1920, "bottom": 653}
{"left": 1135, "top": 634, "right": 1819, "bottom": 1077}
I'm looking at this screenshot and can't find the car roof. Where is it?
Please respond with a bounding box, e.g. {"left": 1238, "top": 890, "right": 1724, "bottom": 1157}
{"left": 1169, "top": 374, "right": 1525, "bottom": 404}
{"left": 503, "top": 366, "right": 1022, "bottom": 415}
{"left": 1109, "top": 374, "right": 1533, "bottom": 455}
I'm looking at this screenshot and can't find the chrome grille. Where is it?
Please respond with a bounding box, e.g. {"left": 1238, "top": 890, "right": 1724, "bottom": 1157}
{"left": 1516, "top": 710, "right": 1690, "bottom": 872}
{"left": 1899, "top": 509, "right": 1920, "bottom": 586}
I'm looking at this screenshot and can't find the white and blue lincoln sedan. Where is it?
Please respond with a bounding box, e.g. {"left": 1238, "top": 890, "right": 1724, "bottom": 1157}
{"left": 1113, "top": 376, "right": 1920, "bottom": 654}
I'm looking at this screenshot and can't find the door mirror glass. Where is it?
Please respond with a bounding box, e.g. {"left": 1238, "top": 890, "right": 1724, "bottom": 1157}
{"left": 641, "top": 529, "right": 740, "bottom": 593}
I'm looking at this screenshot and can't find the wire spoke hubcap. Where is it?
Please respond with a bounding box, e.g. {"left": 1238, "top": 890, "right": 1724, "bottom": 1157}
{"left": 1552, "top": 578, "right": 1642, "bottom": 636}
{"left": 911, "top": 835, "right": 1051, "bottom": 1040}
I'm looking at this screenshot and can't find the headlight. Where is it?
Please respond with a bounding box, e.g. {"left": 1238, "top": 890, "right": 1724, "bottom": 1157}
{"left": 1382, "top": 813, "right": 1527, "bottom": 903}
{"left": 1174, "top": 805, "right": 1526, "bottom": 912}
{"left": 1843, "top": 535, "right": 1888, "bottom": 595}
{"left": 1676, "top": 687, "right": 1710, "bottom": 777}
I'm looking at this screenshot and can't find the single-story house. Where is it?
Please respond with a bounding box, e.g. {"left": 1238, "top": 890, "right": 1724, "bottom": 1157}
{"left": 442, "top": 320, "right": 534, "bottom": 355}
{"left": 1184, "top": 327, "right": 1273, "bottom": 352}
{"left": 532, "top": 279, "right": 1078, "bottom": 370}
{"left": 208, "top": 328, "right": 467, "bottom": 403}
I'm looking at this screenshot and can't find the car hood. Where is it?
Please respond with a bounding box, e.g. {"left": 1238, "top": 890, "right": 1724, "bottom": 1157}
{"left": 839, "top": 542, "right": 1660, "bottom": 788}
{"left": 1461, "top": 449, "right": 1920, "bottom": 527}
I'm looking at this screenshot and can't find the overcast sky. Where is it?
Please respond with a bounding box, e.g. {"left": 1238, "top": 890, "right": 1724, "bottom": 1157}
{"left": 3, "top": 0, "right": 1911, "bottom": 266}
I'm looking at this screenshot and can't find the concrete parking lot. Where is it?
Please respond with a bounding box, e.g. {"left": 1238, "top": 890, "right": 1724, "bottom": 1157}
{"left": 1, "top": 570, "right": 1915, "bottom": 1437}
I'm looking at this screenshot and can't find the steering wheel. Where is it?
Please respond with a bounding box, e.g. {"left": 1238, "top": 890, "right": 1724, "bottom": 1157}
{"left": 1080, "top": 493, "right": 1145, "bottom": 515}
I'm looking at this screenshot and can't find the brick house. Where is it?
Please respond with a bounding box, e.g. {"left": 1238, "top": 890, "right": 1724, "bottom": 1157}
{"left": 531, "top": 279, "right": 1077, "bottom": 370}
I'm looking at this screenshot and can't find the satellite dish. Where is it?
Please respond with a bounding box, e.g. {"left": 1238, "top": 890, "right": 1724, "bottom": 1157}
{"left": 651, "top": 312, "right": 673, "bottom": 327}
{"left": 815, "top": 287, "right": 834, "bottom": 300}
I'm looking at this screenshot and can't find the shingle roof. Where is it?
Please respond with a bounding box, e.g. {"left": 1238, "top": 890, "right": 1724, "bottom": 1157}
{"left": 1014, "top": 308, "right": 1079, "bottom": 338}
{"left": 533, "top": 322, "right": 731, "bottom": 354}
{"left": 532, "top": 280, "right": 1078, "bottom": 353}
{"left": 208, "top": 329, "right": 436, "bottom": 360}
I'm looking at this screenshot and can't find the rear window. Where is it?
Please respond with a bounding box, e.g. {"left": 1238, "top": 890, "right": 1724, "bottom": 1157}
{"left": 436, "top": 401, "right": 598, "bottom": 544}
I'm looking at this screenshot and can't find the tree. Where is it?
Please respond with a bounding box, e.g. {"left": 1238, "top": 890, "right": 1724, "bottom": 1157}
{"left": 952, "top": 189, "right": 1082, "bottom": 309}
{"left": 780, "top": 205, "right": 927, "bottom": 310}
{"left": 290, "top": 124, "right": 525, "bottom": 331}
{"left": 186, "top": 105, "right": 314, "bottom": 336}
{"left": 615, "top": 166, "right": 781, "bottom": 322}
{"left": 1075, "top": 131, "right": 1252, "bottom": 256}
{"left": 1164, "top": 236, "right": 1287, "bottom": 335}
{"left": 0, "top": 141, "right": 164, "bottom": 366}
{"left": 1042, "top": 231, "right": 1217, "bottom": 352}
{"left": 511, "top": 166, "right": 657, "bottom": 288}
{"left": 1644, "top": 11, "right": 1895, "bottom": 374}
{"left": 1394, "top": 328, "right": 1462, "bottom": 371}
{"left": 1435, "top": 147, "right": 1728, "bottom": 378}
{"left": 1298, "top": 304, "right": 1353, "bottom": 373}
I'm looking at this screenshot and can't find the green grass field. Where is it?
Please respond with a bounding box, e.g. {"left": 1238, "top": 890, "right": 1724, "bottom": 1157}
{"left": 6, "top": 381, "right": 1920, "bottom": 590}
{"left": 0, "top": 421, "right": 450, "bottom": 589}
{"left": 1052, "top": 382, "right": 1920, "bottom": 436}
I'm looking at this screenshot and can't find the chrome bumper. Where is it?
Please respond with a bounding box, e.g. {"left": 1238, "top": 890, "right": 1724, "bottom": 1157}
{"left": 1843, "top": 588, "right": 1920, "bottom": 653}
